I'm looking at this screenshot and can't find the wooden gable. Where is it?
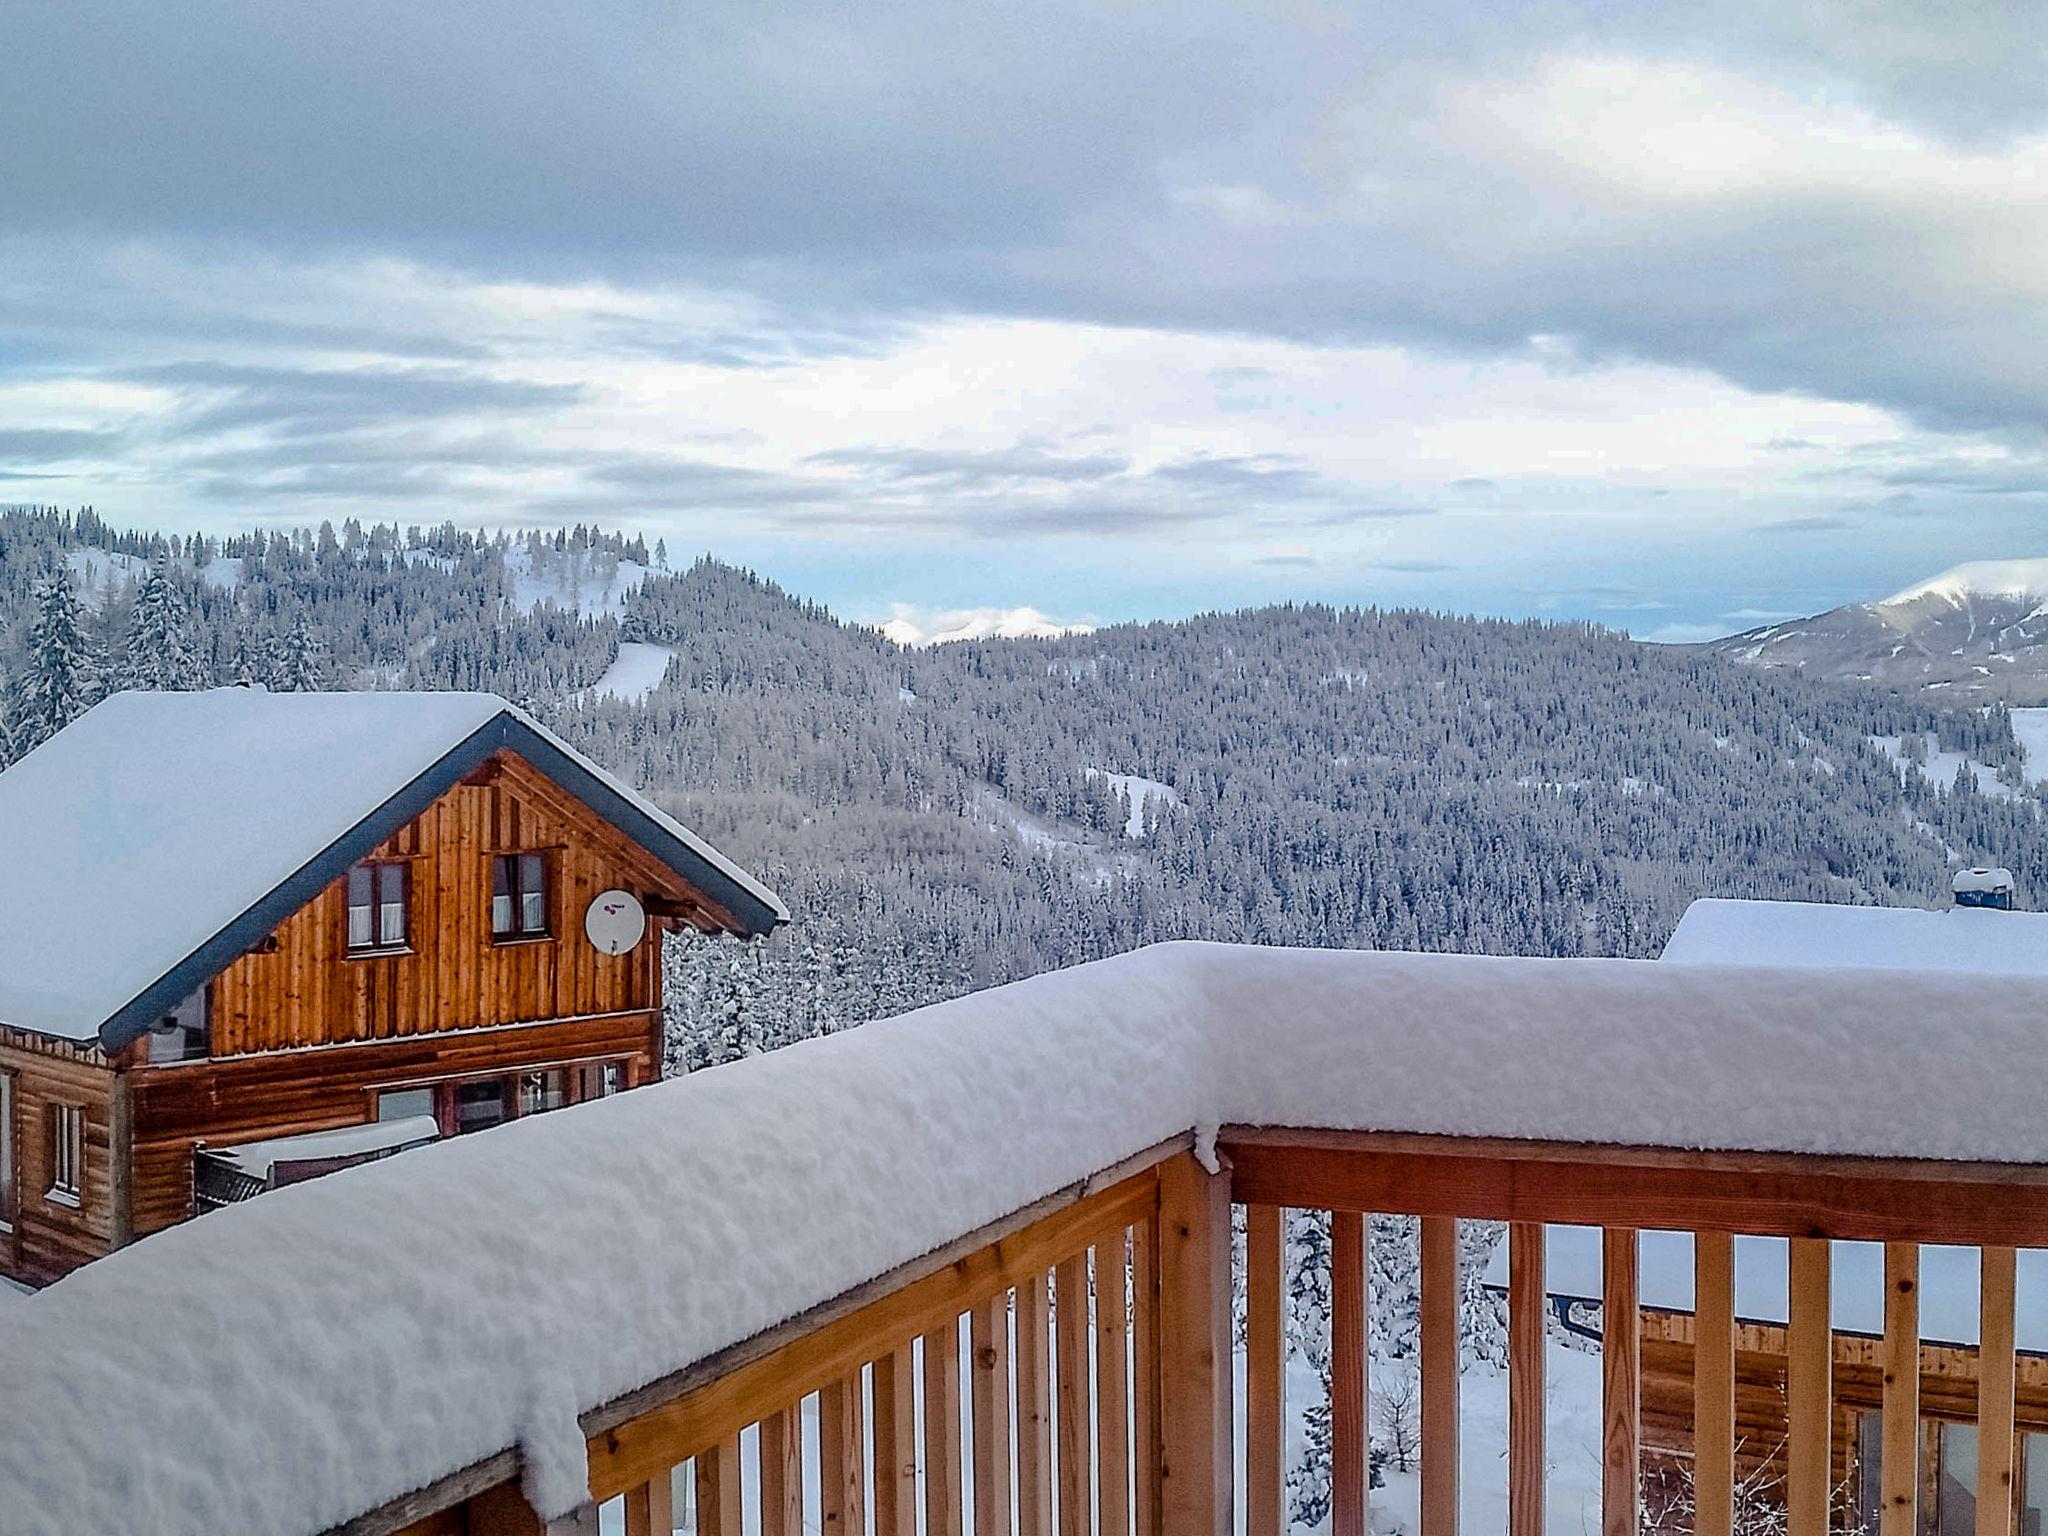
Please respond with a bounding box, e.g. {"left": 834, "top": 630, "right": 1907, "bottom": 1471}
{"left": 205, "top": 750, "right": 715, "bottom": 1057}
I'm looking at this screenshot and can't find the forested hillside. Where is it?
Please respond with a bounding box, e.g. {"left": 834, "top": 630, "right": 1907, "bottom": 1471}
{"left": 1, "top": 504, "right": 2040, "bottom": 1071}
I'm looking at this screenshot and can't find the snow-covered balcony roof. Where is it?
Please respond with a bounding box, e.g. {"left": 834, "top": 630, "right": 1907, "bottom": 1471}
{"left": 7, "top": 940, "right": 2048, "bottom": 1536}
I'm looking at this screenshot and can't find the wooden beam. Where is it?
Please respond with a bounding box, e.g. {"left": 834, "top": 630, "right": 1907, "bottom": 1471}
{"left": 1157, "top": 1152, "right": 1232, "bottom": 1536}
{"left": 1602, "top": 1228, "right": 1639, "bottom": 1536}
{"left": 1221, "top": 1129, "right": 2048, "bottom": 1246}
{"left": 1054, "top": 1254, "right": 1092, "bottom": 1536}
{"left": 974, "top": 1296, "right": 1016, "bottom": 1536}
{"left": 1786, "top": 1238, "right": 1832, "bottom": 1536}
{"left": 1095, "top": 1240, "right": 1132, "bottom": 1536}
{"left": 1017, "top": 1273, "right": 1055, "bottom": 1536}
{"left": 872, "top": 1347, "right": 917, "bottom": 1536}
{"left": 819, "top": 1374, "right": 866, "bottom": 1536}
{"left": 1332, "top": 1210, "right": 1370, "bottom": 1536}
{"left": 694, "top": 1439, "right": 741, "bottom": 1536}
{"left": 1980, "top": 1246, "right": 2019, "bottom": 1536}
{"left": 926, "top": 1322, "right": 965, "bottom": 1536}
{"left": 1421, "top": 1216, "right": 1460, "bottom": 1536}
{"left": 1244, "top": 1204, "right": 1286, "bottom": 1536}
{"left": 1508, "top": 1222, "right": 1545, "bottom": 1536}
{"left": 1881, "top": 1243, "right": 1920, "bottom": 1536}
{"left": 1692, "top": 1230, "right": 1735, "bottom": 1536}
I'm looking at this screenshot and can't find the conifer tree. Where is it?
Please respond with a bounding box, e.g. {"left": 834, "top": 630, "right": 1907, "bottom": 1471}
{"left": 10, "top": 571, "right": 98, "bottom": 752}
{"left": 123, "top": 558, "right": 203, "bottom": 690}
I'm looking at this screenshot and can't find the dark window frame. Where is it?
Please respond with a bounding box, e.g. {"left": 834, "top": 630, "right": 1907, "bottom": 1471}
{"left": 490, "top": 851, "right": 552, "bottom": 941}
{"left": 346, "top": 860, "right": 410, "bottom": 953}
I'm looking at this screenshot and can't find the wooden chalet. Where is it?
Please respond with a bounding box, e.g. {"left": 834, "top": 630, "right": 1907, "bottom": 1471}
{"left": 0, "top": 687, "right": 784, "bottom": 1287}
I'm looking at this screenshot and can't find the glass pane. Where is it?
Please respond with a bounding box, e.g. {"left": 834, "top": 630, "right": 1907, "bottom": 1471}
{"left": 2024, "top": 1433, "right": 2048, "bottom": 1536}
{"left": 377, "top": 1088, "right": 435, "bottom": 1124}
{"left": 378, "top": 864, "right": 406, "bottom": 945}
{"left": 454, "top": 1079, "right": 507, "bottom": 1135}
{"left": 521, "top": 888, "right": 546, "bottom": 933}
{"left": 348, "top": 864, "right": 372, "bottom": 905}
{"left": 0, "top": 1074, "right": 12, "bottom": 1218}
{"left": 347, "top": 865, "right": 373, "bottom": 947}
{"left": 492, "top": 856, "right": 511, "bottom": 898}
{"left": 1940, "top": 1424, "right": 1978, "bottom": 1536}
{"left": 492, "top": 892, "right": 514, "bottom": 935}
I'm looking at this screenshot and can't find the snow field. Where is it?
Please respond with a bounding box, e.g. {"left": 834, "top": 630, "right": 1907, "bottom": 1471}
{"left": 589, "top": 642, "right": 679, "bottom": 703}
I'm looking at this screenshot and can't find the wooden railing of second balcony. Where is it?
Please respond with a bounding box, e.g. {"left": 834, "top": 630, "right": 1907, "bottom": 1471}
{"left": 370, "top": 1126, "right": 2048, "bottom": 1536}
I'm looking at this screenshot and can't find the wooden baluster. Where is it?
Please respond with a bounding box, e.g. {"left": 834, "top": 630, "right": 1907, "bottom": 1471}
{"left": 623, "top": 1471, "right": 674, "bottom": 1536}
{"left": 1787, "top": 1238, "right": 1833, "bottom": 1536}
{"left": 874, "top": 1346, "right": 919, "bottom": 1536}
{"left": 757, "top": 1407, "right": 804, "bottom": 1536}
{"left": 1054, "top": 1253, "right": 1094, "bottom": 1536}
{"left": 1158, "top": 1151, "right": 1232, "bottom": 1536}
{"left": 1132, "top": 1214, "right": 1162, "bottom": 1536}
{"left": 1980, "top": 1247, "right": 2019, "bottom": 1536}
{"left": 1602, "top": 1228, "right": 1640, "bottom": 1536}
{"left": 820, "top": 1374, "right": 867, "bottom": 1535}
{"left": 1245, "top": 1204, "right": 1287, "bottom": 1536}
{"left": 1508, "top": 1222, "right": 1546, "bottom": 1536}
{"left": 927, "top": 1320, "right": 967, "bottom": 1536}
{"left": 1882, "top": 1243, "right": 1921, "bottom": 1536}
{"left": 1096, "top": 1240, "right": 1132, "bottom": 1536}
{"left": 975, "top": 1294, "right": 1017, "bottom": 1536}
{"left": 1693, "top": 1231, "right": 1736, "bottom": 1536}
{"left": 1421, "top": 1215, "right": 1461, "bottom": 1536}
{"left": 1333, "top": 1210, "right": 1370, "bottom": 1536}
{"left": 694, "top": 1438, "right": 741, "bottom": 1536}
{"left": 1018, "top": 1272, "right": 1056, "bottom": 1536}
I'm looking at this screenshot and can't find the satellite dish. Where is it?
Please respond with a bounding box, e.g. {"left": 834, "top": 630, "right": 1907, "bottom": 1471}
{"left": 584, "top": 890, "right": 647, "bottom": 955}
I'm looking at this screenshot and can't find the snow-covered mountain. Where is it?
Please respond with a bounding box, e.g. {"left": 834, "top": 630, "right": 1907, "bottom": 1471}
{"left": 1711, "top": 557, "right": 2048, "bottom": 701}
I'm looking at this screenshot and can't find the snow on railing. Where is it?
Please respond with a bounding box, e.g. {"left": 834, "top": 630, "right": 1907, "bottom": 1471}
{"left": 9, "top": 941, "right": 2048, "bottom": 1536}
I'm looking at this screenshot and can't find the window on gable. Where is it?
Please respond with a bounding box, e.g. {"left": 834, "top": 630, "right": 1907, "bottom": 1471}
{"left": 47, "top": 1103, "right": 83, "bottom": 1206}
{"left": 491, "top": 853, "right": 550, "bottom": 940}
{"left": 347, "top": 861, "right": 408, "bottom": 951}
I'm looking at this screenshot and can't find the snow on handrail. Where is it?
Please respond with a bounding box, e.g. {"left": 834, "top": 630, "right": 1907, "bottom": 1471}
{"left": 6, "top": 940, "right": 2048, "bottom": 1536}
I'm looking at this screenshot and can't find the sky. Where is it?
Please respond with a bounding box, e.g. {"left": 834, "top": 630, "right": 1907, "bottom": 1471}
{"left": 5, "top": 1, "right": 2048, "bottom": 642}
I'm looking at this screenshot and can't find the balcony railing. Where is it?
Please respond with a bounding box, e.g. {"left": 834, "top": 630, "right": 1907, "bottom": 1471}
{"left": 9, "top": 941, "right": 2048, "bottom": 1536}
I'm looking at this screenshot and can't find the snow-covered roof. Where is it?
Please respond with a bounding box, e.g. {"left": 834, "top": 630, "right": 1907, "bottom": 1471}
{"left": 0, "top": 689, "right": 785, "bottom": 1046}
{"left": 1660, "top": 897, "right": 2048, "bottom": 974}
{"left": 210, "top": 1115, "right": 441, "bottom": 1181}
{"left": 1481, "top": 1227, "right": 2048, "bottom": 1354}
{"left": 11, "top": 940, "right": 2048, "bottom": 1536}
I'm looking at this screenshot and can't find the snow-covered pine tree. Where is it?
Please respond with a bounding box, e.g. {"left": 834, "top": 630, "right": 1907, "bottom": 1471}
{"left": 1459, "top": 1220, "right": 1509, "bottom": 1366}
{"left": 1286, "top": 1208, "right": 1334, "bottom": 1528}
{"left": 270, "top": 613, "right": 327, "bottom": 691}
{"left": 9, "top": 570, "right": 98, "bottom": 754}
{"left": 123, "top": 558, "right": 204, "bottom": 690}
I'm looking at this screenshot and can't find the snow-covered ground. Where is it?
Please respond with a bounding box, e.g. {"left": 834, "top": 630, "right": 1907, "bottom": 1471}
{"left": 199, "top": 555, "right": 244, "bottom": 592}
{"left": 1867, "top": 732, "right": 2020, "bottom": 799}
{"left": 1086, "top": 769, "right": 1183, "bottom": 838}
{"left": 64, "top": 546, "right": 147, "bottom": 609}
{"left": 504, "top": 544, "right": 647, "bottom": 618}
{"left": 587, "top": 642, "right": 677, "bottom": 703}
{"left": 2011, "top": 708, "right": 2048, "bottom": 787}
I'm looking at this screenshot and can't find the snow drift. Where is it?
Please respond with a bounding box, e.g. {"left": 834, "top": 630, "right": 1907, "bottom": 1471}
{"left": 7, "top": 941, "right": 2048, "bottom": 1536}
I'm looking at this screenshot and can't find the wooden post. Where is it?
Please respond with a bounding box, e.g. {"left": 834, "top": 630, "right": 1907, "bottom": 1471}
{"left": 975, "top": 1295, "right": 1017, "bottom": 1536}
{"left": 1018, "top": 1273, "right": 1056, "bottom": 1536}
{"left": 874, "top": 1347, "right": 918, "bottom": 1536}
{"left": 1602, "top": 1227, "right": 1639, "bottom": 1536}
{"left": 1420, "top": 1215, "right": 1460, "bottom": 1536}
{"left": 1881, "top": 1243, "right": 1921, "bottom": 1536}
{"left": 1980, "top": 1246, "right": 2019, "bottom": 1536}
{"left": 1332, "top": 1209, "right": 1370, "bottom": 1536}
{"left": 820, "top": 1374, "right": 867, "bottom": 1535}
{"left": 758, "top": 1406, "right": 804, "bottom": 1536}
{"left": 1096, "top": 1241, "right": 1132, "bottom": 1536}
{"left": 1132, "top": 1215, "right": 1162, "bottom": 1536}
{"left": 1787, "top": 1239, "right": 1832, "bottom": 1536}
{"left": 1693, "top": 1231, "right": 1736, "bottom": 1536}
{"left": 695, "top": 1439, "right": 741, "bottom": 1536}
{"left": 624, "top": 1473, "right": 674, "bottom": 1536}
{"left": 1245, "top": 1204, "right": 1287, "bottom": 1536}
{"left": 1508, "top": 1222, "right": 1546, "bottom": 1536}
{"left": 926, "top": 1322, "right": 966, "bottom": 1536}
{"left": 1054, "top": 1253, "right": 1092, "bottom": 1536}
{"left": 1157, "top": 1151, "right": 1232, "bottom": 1536}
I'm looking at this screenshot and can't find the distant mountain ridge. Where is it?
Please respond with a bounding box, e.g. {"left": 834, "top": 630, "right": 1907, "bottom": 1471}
{"left": 1711, "top": 557, "right": 2048, "bottom": 702}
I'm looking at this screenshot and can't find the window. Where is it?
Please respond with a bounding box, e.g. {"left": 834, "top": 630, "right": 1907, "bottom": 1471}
{"left": 376, "top": 1087, "right": 436, "bottom": 1125}
{"left": 47, "top": 1103, "right": 83, "bottom": 1206}
{"left": 491, "top": 853, "right": 550, "bottom": 939}
{"left": 517, "top": 1069, "right": 570, "bottom": 1117}
{"left": 453, "top": 1078, "right": 510, "bottom": 1136}
{"left": 0, "top": 1072, "right": 15, "bottom": 1232}
{"left": 347, "top": 861, "right": 408, "bottom": 951}
{"left": 147, "top": 987, "right": 210, "bottom": 1064}
{"left": 578, "top": 1061, "right": 625, "bottom": 1101}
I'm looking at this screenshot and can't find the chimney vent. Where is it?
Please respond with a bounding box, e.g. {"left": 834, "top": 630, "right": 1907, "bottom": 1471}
{"left": 1953, "top": 866, "right": 2015, "bottom": 910}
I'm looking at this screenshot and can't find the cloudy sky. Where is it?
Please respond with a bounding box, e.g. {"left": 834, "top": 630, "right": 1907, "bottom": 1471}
{"left": 6, "top": 2, "right": 2047, "bottom": 640}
